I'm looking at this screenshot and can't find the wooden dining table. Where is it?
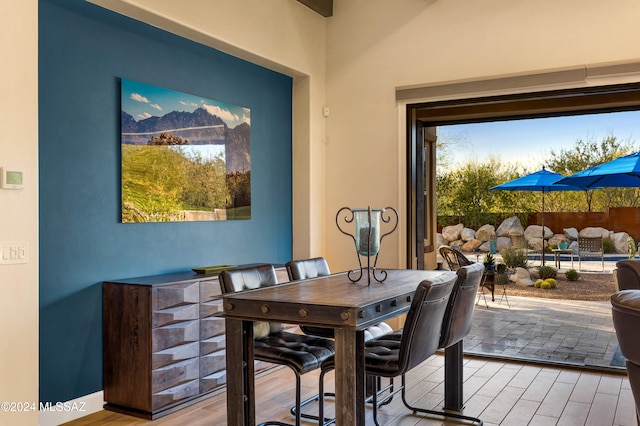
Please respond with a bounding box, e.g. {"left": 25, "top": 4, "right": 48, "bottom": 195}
{"left": 222, "top": 268, "right": 458, "bottom": 425}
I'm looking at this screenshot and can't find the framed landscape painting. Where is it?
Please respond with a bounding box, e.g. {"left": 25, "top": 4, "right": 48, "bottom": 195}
{"left": 120, "top": 78, "right": 251, "bottom": 222}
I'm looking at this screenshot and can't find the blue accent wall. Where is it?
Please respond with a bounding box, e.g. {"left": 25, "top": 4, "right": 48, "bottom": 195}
{"left": 38, "top": 0, "right": 292, "bottom": 403}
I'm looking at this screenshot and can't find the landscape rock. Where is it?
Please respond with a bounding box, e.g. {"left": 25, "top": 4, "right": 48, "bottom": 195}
{"left": 524, "top": 225, "right": 553, "bottom": 241}
{"left": 496, "top": 216, "right": 524, "bottom": 237}
{"left": 610, "top": 231, "right": 630, "bottom": 254}
{"left": 475, "top": 224, "right": 495, "bottom": 242}
{"left": 564, "top": 227, "right": 579, "bottom": 241}
{"left": 461, "top": 239, "right": 482, "bottom": 252}
{"left": 548, "top": 234, "right": 567, "bottom": 246}
{"left": 461, "top": 228, "right": 476, "bottom": 242}
{"left": 579, "top": 226, "right": 611, "bottom": 239}
{"left": 442, "top": 223, "right": 464, "bottom": 241}
{"left": 527, "top": 237, "right": 546, "bottom": 252}
{"left": 497, "top": 236, "right": 512, "bottom": 252}
{"left": 511, "top": 267, "right": 534, "bottom": 287}
{"left": 436, "top": 233, "right": 448, "bottom": 248}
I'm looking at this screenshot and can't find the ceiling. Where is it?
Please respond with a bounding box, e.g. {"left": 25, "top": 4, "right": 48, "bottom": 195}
{"left": 297, "top": 0, "right": 333, "bottom": 17}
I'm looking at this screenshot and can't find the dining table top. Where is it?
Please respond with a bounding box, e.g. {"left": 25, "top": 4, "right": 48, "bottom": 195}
{"left": 222, "top": 268, "right": 456, "bottom": 330}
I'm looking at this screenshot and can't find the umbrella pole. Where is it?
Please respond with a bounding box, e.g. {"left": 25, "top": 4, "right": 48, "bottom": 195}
{"left": 541, "top": 191, "right": 545, "bottom": 266}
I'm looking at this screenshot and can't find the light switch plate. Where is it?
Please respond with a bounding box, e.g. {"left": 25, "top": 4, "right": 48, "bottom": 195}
{"left": 0, "top": 242, "right": 28, "bottom": 265}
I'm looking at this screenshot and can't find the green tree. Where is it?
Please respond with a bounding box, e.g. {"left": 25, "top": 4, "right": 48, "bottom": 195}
{"left": 545, "top": 135, "right": 637, "bottom": 211}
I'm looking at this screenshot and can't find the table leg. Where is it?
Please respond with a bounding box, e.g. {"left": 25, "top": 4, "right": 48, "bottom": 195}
{"left": 225, "top": 319, "right": 255, "bottom": 426}
{"left": 334, "top": 328, "right": 365, "bottom": 425}
{"left": 443, "top": 341, "right": 464, "bottom": 410}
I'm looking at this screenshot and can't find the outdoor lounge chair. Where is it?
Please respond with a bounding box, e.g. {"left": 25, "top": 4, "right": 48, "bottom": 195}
{"left": 578, "top": 236, "right": 604, "bottom": 271}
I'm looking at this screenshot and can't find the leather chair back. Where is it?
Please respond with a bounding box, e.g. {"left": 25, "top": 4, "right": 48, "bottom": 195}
{"left": 611, "top": 289, "right": 640, "bottom": 424}
{"left": 396, "top": 273, "right": 456, "bottom": 374}
{"left": 219, "top": 264, "right": 278, "bottom": 293}
{"left": 616, "top": 260, "right": 640, "bottom": 291}
{"left": 439, "top": 262, "right": 484, "bottom": 349}
{"left": 286, "top": 257, "right": 331, "bottom": 281}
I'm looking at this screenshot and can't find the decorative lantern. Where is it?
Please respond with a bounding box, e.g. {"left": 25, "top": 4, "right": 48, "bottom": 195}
{"left": 336, "top": 206, "right": 399, "bottom": 285}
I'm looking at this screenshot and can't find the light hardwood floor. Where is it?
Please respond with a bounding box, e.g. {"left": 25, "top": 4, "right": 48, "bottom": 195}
{"left": 64, "top": 354, "right": 635, "bottom": 426}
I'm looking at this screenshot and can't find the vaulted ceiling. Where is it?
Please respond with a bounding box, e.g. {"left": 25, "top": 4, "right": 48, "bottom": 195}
{"left": 297, "top": 0, "right": 333, "bottom": 17}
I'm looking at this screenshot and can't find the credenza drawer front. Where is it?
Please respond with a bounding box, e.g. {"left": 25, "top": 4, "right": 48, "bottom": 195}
{"left": 152, "top": 357, "right": 199, "bottom": 394}
{"left": 200, "top": 334, "right": 225, "bottom": 355}
{"left": 152, "top": 379, "right": 200, "bottom": 411}
{"left": 153, "top": 303, "right": 199, "bottom": 328}
{"left": 200, "top": 299, "right": 223, "bottom": 318}
{"left": 200, "top": 316, "right": 225, "bottom": 340}
{"left": 200, "top": 349, "right": 226, "bottom": 377}
{"left": 200, "top": 370, "right": 226, "bottom": 393}
{"left": 152, "top": 342, "right": 199, "bottom": 370}
{"left": 199, "top": 279, "right": 221, "bottom": 302}
{"left": 152, "top": 320, "right": 199, "bottom": 352}
{"left": 153, "top": 282, "right": 199, "bottom": 311}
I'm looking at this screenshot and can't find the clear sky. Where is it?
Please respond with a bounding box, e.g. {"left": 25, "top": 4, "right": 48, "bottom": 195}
{"left": 440, "top": 110, "right": 640, "bottom": 171}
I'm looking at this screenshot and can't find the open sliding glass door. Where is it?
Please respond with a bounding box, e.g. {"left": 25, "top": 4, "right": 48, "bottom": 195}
{"left": 407, "top": 108, "right": 437, "bottom": 270}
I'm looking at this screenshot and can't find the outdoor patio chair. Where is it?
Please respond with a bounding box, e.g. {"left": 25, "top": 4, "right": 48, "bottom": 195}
{"left": 439, "top": 246, "right": 474, "bottom": 271}
{"left": 578, "top": 236, "right": 604, "bottom": 271}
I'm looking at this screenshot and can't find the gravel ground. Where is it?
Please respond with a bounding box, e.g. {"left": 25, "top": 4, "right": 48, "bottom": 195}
{"left": 507, "top": 271, "right": 616, "bottom": 301}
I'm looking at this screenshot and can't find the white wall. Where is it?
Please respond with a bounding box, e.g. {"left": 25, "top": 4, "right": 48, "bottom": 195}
{"left": 0, "top": 2, "right": 39, "bottom": 425}
{"left": 323, "top": 0, "right": 640, "bottom": 271}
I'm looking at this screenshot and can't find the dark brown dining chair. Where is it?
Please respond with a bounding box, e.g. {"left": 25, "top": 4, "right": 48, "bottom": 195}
{"left": 285, "top": 257, "right": 393, "bottom": 340}
{"left": 317, "top": 271, "right": 463, "bottom": 426}
{"left": 367, "top": 262, "right": 484, "bottom": 425}
{"left": 219, "top": 264, "right": 335, "bottom": 426}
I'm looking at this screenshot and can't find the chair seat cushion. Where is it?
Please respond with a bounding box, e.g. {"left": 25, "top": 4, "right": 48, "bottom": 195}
{"left": 255, "top": 332, "right": 335, "bottom": 374}
{"left": 321, "top": 337, "right": 403, "bottom": 377}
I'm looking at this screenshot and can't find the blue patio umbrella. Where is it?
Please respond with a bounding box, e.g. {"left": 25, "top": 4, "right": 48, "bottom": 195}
{"left": 555, "top": 151, "right": 640, "bottom": 189}
{"left": 490, "top": 168, "right": 585, "bottom": 265}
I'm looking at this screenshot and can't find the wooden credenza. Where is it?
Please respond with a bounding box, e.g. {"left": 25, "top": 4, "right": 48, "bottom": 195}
{"left": 102, "top": 267, "right": 288, "bottom": 419}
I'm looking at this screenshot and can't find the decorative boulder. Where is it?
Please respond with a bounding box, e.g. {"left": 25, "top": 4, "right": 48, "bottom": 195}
{"left": 564, "top": 227, "right": 579, "bottom": 241}
{"left": 442, "top": 223, "right": 464, "bottom": 241}
{"left": 510, "top": 267, "right": 534, "bottom": 287}
{"left": 579, "top": 226, "right": 611, "bottom": 239}
{"left": 611, "top": 232, "right": 630, "bottom": 253}
{"left": 527, "top": 237, "right": 545, "bottom": 251}
{"left": 461, "top": 227, "right": 476, "bottom": 242}
{"left": 475, "top": 224, "right": 495, "bottom": 242}
{"left": 496, "top": 236, "right": 512, "bottom": 252}
{"left": 548, "top": 234, "right": 566, "bottom": 246}
{"left": 524, "top": 225, "right": 553, "bottom": 241}
{"left": 496, "top": 216, "right": 524, "bottom": 237}
{"left": 461, "top": 239, "right": 482, "bottom": 252}
{"left": 436, "top": 233, "right": 449, "bottom": 248}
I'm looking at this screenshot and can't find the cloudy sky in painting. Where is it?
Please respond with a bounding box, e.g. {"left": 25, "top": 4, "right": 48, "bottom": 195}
{"left": 121, "top": 78, "right": 250, "bottom": 128}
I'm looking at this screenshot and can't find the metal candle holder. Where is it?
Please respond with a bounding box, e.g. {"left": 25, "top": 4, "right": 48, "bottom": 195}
{"left": 336, "top": 206, "right": 399, "bottom": 285}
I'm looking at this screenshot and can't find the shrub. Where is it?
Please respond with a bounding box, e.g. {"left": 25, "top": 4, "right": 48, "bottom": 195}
{"left": 545, "top": 278, "right": 557, "bottom": 288}
{"left": 538, "top": 265, "right": 557, "bottom": 280}
{"left": 541, "top": 281, "right": 551, "bottom": 289}
{"left": 603, "top": 237, "right": 615, "bottom": 254}
{"left": 565, "top": 269, "right": 580, "bottom": 281}
{"left": 500, "top": 247, "right": 529, "bottom": 269}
